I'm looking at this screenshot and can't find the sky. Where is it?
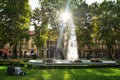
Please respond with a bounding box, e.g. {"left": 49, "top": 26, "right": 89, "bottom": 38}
{"left": 86, "top": 0, "right": 103, "bottom": 5}
{"left": 29, "top": 0, "right": 39, "bottom": 10}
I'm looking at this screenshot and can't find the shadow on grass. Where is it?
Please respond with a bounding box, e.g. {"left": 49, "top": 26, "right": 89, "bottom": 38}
{"left": 0, "top": 66, "right": 120, "bottom": 80}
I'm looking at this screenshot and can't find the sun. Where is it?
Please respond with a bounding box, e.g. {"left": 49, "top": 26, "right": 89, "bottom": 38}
{"left": 60, "top": 11, "right": 71, "bottom": 23}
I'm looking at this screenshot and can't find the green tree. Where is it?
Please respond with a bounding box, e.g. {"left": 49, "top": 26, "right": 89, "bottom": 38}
{"left": 39, "top": 0, "right": 95, "bottom": 57}
{"left": 0, "top": 0, "right": 31, "bottom": 58}
{"left": 90, "top": 0, "right": 120, "bottom": 59}
{"left": 73, "top": 1, "right": 94, "bottom": 57}
{"left": 39, "top": 0, "right": 84, "bottom": 31}
{"left": 32, "top": 7, "right": 48, "bottom": 58}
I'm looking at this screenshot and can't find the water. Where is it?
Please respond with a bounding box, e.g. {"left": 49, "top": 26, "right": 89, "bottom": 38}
{"left": 66, "top": 20, "right": 78, "bottom": 61}
{"left": 55, "top": 23, "right": 65, "bottom": 59}
{"left": 56, "top": 23, "right": 64, "bottom": 49}
{"left": 56, "top": 19, "right": 79, "bottom": 61}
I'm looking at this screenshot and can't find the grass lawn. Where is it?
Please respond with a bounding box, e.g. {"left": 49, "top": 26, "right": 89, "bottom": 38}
{"left": 0, "top": 66, "right": 120, "bottom": 80}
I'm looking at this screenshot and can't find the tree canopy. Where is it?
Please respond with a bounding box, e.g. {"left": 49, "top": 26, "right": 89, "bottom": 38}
{"left": 0, "top": 0, "right": 31, "bottom": 57}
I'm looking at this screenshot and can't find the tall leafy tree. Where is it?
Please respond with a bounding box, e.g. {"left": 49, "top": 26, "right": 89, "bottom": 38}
{"left": 37, "top": 0, "right": 84, "bottom": 57}
{"left": 73, "top": 1, "right": 94, "bottom": 57}
{"left": 32, "top": 7, "right": 48, "bottom": 58}
{"left": 90, "top": 0, "right": 120, "bottom": 59}
{"left": 0, "top": 0, "right": 31, "bottom": 58}
{"left": 39, "top": 0, "right": 95, "bottom": 57}
{"left": 39, "top": 0, "right": 83, "bottom": 32}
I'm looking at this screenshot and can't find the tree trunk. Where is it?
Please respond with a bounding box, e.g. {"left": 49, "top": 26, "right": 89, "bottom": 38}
{"left": 108, "top": 48, "right": 112, "bottom": 59}
{"left": 12, "top": 43, "right": 17, "bottom": 58}
{"left": 38, "top": 48, "right": 41, "bottom": 58}
{"left": 19, "top": 41, "right": 22, "bottom": 57}
{"left": 107, "top": 44, "right": 112, "bottom": 59}
{"left": 87, "top": 46, "right": 91, "bottom": 59}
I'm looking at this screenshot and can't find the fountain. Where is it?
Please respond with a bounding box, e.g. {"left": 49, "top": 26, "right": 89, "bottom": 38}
{"left": 55, "top": 11, "right": 79, "bottom": 61}
{"left": 66, "top": 19, "right": 79, "bottom": 61}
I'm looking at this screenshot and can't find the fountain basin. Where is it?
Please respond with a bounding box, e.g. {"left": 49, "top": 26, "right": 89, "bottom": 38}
{"left": 28, "top": 59, "right": 117, "bottom": 66}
